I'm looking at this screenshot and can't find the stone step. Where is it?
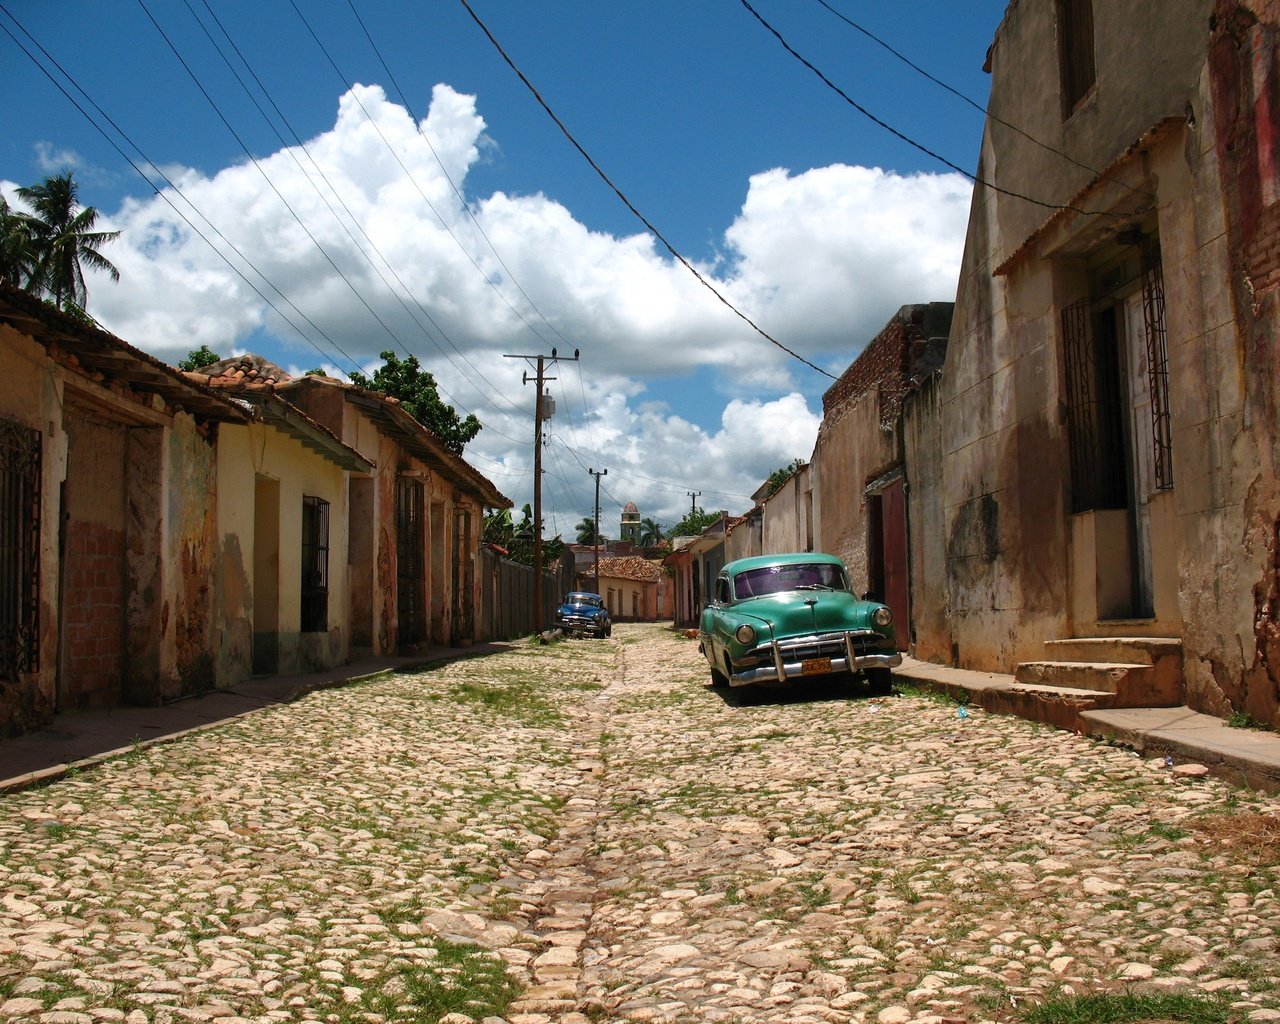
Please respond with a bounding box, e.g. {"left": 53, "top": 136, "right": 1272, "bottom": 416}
{"left": 983, "top": 681, "right": 1118, "bottom": 733}
{"left": 1043, "top": 636, "right": 1182, "bottom": 666}
{"left": 1016, "top": 659, "right": 1147, "bottom": 691}
{"left": 1015, "top": 659, "right": 1183, "bottom": 708}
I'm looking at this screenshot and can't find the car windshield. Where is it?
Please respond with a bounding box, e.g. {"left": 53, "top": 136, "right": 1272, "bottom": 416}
{"left": 732, "top": 563, "right": 850, "bottom": 600}
{"left": 565, "top": 593, "right": 602, "bottom": 608}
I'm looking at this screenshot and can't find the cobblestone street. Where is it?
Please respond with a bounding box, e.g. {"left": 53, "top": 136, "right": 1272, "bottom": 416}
{"left": 2, "top": 624, "right": 1279, "bottom": 1024}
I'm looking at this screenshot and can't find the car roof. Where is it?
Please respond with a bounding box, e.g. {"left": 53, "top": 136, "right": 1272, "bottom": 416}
{"left": 566, "top": 591, "right": 602, "bottom": 600}
{"left": 721, "top": 552, "right": 846, "bottom": 576}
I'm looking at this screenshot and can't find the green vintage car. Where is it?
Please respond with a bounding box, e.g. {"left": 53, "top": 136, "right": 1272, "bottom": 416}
{"left": 698, "top": 552, "right": 901, "bottom": 692}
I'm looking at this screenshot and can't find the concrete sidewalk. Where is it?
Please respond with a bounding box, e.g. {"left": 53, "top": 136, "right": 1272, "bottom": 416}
{"left": 895, "top": 655, "right": 1280, "bottom": 793}
{"left": 0, "top": 642, "right": 512, "bottom": 792}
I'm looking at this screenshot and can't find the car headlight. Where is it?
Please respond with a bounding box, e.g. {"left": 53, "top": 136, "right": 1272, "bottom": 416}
{"left": 873, "top": 606, "right": 893, "bottom": 627}
{"left": 735, "top": 623, "right": 757, "bottom": 645}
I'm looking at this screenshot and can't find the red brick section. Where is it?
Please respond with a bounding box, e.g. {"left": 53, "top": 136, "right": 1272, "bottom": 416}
{"left": 822, "top": 304, "right": 951, "bottom": 427}
{"left": 61, "top": 521, "right": 125, "bottom": 709}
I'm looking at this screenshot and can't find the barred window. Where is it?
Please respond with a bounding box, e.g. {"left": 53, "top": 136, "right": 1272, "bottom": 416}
{"left": 1141, "top": 239, "right": 1174, "bottom": 490}
{"left": 1, "top": 418, "right": 41, "bottom": 678}
{"left": 301, "top": 495, "right": 329, "bottom": 633}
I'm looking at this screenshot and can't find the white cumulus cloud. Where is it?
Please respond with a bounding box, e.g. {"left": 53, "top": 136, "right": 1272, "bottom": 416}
{"left": 53, "top": 82, "right": 969, "bottom": 530}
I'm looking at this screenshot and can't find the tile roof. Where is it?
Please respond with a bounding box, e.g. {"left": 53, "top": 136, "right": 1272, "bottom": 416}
{"left": 192, "top": 354, "right": 292, "bottom": 388}
{"left": 593, "top": 556, "right": 663, "bottom": 583}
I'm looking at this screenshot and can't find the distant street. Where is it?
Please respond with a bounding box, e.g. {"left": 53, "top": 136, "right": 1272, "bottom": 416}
{"left": 1, "top": 624, "right": 1278, "bottom": 1024}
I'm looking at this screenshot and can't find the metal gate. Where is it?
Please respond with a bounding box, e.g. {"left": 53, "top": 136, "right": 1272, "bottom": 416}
{"left": 396, "top": 478, "right": 426, "bottom": 645}
{"left": 0, "top": 418, "right": 40, "bottom": 678}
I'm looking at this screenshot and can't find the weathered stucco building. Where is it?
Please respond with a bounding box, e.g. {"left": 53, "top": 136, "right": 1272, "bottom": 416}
{"left": 588, "top": 556, "right": 665, "bottom": 621}
{"left": 279, "top": 372, "right": 510, "bottom": 652}
{"left": 913, "top": 0, "right": 1280, "bottom": 723}
{"left": 189, "top": 357, "right": 510, "bottom": 670}
{"left": 810, "top": 303, "right": 952, "bottom": 653}
{"left": 0, "top": 284, "right": 249, "bottom": 734}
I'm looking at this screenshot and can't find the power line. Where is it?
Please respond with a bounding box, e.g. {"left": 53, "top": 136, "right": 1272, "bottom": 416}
{"left": 345, "top": 0, "right": 575, "bottom": 354}
{"left": 810, "top": 0, "right": 1153, "bottom": 201}
{"left": 289, "top": 0, "right": 561, "bottom": 354}
{"left": 0, "top": 4, "right": 365, "bottom": 375}
{"left": 458, "top": 0, "right": 838, "bottom": 381}
{"left": 136, "top": 0, "right": 433, "bottom": 363}
{"left": 740, "top": 0, "right": 1143, "bottom": 221}
{"left": 177, "top": 0, "right": 529, "bottom": 444}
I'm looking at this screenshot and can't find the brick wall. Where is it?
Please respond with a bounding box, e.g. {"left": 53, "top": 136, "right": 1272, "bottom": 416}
{"left": 822, "top": 303, "right": 953, "bottom": 427}
{"left": 61, "top": 520, "right": 124, "bottom": 708}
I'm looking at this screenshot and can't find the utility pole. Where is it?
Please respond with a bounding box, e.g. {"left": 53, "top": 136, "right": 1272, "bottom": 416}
{"left": 589, "top": 467, "right": 607, "bottom": 594}
{"left": 505, "top": 348, "right": 578, "bottom": 633}
{"left": 688, "top": 490, "right": 701, "bottom": 520}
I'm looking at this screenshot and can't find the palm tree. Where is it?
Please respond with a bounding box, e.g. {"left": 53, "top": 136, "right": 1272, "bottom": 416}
{"left": 16, "top": 172, "right": 120, "bottom": 312}
{"left": 0, "top": 195, "right": 37, "bottom": 289}
{"left": 576, "top": 517, "right": 601, "bottom": 545}
{"left": 638, "top": 517, "right": 664, "bottom": 546}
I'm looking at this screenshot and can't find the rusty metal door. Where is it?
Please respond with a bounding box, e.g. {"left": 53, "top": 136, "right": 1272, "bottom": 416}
{"left": 880, "top": 476, "right": 910, "bottom": 651}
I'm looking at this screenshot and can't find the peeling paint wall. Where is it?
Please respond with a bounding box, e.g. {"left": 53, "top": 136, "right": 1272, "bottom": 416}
{"left": 60, "top": 400, "right": 126, "bottom": 710}
{"left": 0, "top": 328, "right": 65, "bottom": 734}
{"left": 162, "top": 416, "right": 218, "bottom": 700}
{"left": 938, "top": 0, "right": 1280, "bottom": 727}
{"left": 1207, "top": 0, "right": 1280, "bottom": 723}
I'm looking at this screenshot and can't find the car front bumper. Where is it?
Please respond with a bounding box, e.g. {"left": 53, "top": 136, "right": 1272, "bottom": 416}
{"left": 557, "top": 615, "right": 604, "bottom": 634}
{"left": 729, "top": 629, "right": 902, "bottom": 686}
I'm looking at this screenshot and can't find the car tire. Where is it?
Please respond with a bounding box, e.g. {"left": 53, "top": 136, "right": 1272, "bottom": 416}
{"left": 709, "top": 659, "right": 730, "bottom": 688}
{"left": 867, "top": 668, "right": 893, "bottom": 696}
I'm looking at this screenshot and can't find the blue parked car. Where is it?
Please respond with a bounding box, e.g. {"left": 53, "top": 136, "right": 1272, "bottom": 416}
{"left": 555, "top": 591, "right": 612, "bottom": 638}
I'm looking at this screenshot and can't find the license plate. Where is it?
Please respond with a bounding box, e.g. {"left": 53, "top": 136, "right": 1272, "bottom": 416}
{"left": 801, "top": 657, "right": 832, "bottom": 676}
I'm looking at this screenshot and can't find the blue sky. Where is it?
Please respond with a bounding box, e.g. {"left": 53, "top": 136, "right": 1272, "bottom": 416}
{"left": 1, "top": 0, "right": 1008, "bottom": 535}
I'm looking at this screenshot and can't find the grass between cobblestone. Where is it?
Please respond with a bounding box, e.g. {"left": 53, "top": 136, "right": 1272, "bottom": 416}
{"left": 3, "top": 627, "right": 1280, "bottom": 1024}
{"left": 0, "top": 637, "right": 618, "bottom": 1023}
{"left": 586, "top": 629, "right": 1280, "bottom": 1023}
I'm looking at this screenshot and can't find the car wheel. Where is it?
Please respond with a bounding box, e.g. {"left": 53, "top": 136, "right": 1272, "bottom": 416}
{"left": 709, "top": 658, "right": 730, "bottom": 688}
{"left": 867, "top": 668, "right": 893, "bottom": 696}
{"left": 605, "top": 624, "right": 612, "bottom": 638}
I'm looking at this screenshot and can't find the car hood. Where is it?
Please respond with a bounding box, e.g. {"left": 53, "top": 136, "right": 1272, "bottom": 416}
{"left": 559, "top": 602, "right": 605, "bottom": 615}
{"left": 737, "top": 591, "right": 874, "bottom": 635}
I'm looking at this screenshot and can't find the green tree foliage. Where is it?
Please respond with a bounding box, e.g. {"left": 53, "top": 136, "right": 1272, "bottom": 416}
{"left": 638, "top": 517, "right": 664, "bottom": 546}
{"left": 178, "top": 345, "right": 222, "bottom": 371}
{"left": 576, "top": 517, "right": 604, "bottom": 545}
{"left": 484, "top": 504, "right": 563, "bottom": 567}
{"left": 6, "top": 172, "right": 120, "bottom": 313}
{"left": 349, "top": 350, "right": 481, "bottom": 454}
{"left": 0, "top": 195, "right": 38, "bottom": 288}
{"left": 669, "top": 506, "right": 722, "bottom": 538}
{"left": 763, "top": 458, "right": 806, "bottom": 498}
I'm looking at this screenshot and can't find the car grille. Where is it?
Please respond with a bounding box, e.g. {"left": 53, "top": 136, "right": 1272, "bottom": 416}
{"left": 767, "top": 629, "right": 882, "bottom": 662}
{"left": 560, "top": 614, "right": 595, "bottom": 626}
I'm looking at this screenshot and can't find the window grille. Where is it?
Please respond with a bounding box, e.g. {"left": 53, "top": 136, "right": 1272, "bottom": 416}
{"left": 301, "top": 495, "right": 329, "bottom": 633}
{"left": 1058, "top": 0, "right": 1097, "bottom": 114}
{"left": 396, "top": 477, "right": 426, "bottom": 644}
{"left": 1141, "top": 239, "right": 1174, "bottom": 490}
{"left": 1062, "top": 300, "right": 1127, "bottom": 512}
{"left": 0, "top": 418, "right": 40, "bottom": 678}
